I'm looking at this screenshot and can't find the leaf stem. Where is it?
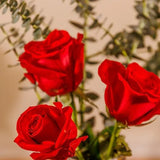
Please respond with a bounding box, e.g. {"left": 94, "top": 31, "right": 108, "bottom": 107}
{"left": 0, "top": 26, "right": 19, "bottom": 57}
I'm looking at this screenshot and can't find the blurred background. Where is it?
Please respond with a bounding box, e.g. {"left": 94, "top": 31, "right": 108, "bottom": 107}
{"left": 0, "top": 0, "right": 160, "bottom": 159}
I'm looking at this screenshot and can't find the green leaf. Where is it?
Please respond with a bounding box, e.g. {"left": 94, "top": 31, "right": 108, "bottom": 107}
{"left": 19, "top": 86, "right": 35, "bottom": 90}
{"left": 33, "top": 28, "right": 42, "bottom": 40}
{"left": 89, "top": 19, "right": 99, "bottom": 29}
{"left": 38, "top": 95, "right": 51, "bottom": 105}
{"left": 0, "top": 0, "right": 7, "bottom": 9}
{"left": 85, "top": 37, "right": 97, "bottom": 42}
{"left": 69, "top": 20, "right": 84, "bottom": 29}
{"left": 86, "top": 60, "right": 99, "bottom": 65}
{"left": 42, "top": 26, "right": 50, "bottom": 38}
{"left": 2, "top": 5, "right": 8, "bottom": 14}
{"left": 4, "top": 48, "right": 13, "bottom": 54}
{"left": 86, "top": 71, "right": 93, "bottom": 79}
{"left": 20, "top": 2, "right": 26, "bottom": 14}
{"left": 31, "top": 14, "right": 39, "bottom": 25}
{"left": 99, "top": 112, "right": 115, "bottom": 126}
{"left": 19, "top": 76, "right": 26, "bottom": 83}
{"left": 59, "top": 94, "right": 71, "bottom": 105}
{"left": 74, "top": 87, "right": 99, "bottom": 108}
{"left": 84, "top": 106, "right": 93, "bottom": 113}
{"left": 83, "top": 126, "right": 101, "bottom": 160}
{"left": 8, "top": 63, "right": 19, "bottom": 68}
{"left": 86, "top": 92, "right": 99, "bottom": 100}
{"left": 11, "top": 0, "right": 18, "bottom": 8}
{"left": 22, "top": 9, "right": 30, "bottom": 17}
{"left": 85, "top": 117, "right": 95, "bottom": 127}
{"left": 100, "top": 126, "right": 114, "bottom": 135}
{"left": 12, "top": 10, "right": 20, "bottom": 23}
{"left": 114, "top": 135, "right": 132, "bottom": 157}
{"left": 99, "top": 132, "right": 110, "bottom": 159}
{"left": 22, "top": 17, "right": 31, "bottom": 30}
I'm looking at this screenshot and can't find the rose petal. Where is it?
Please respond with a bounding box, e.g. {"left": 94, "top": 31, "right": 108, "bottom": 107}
{"left": 98, "top": 59, "right": 125, "bottom": 85}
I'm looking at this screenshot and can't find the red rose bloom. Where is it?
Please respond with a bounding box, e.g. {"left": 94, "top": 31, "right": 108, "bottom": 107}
{"left": 98, "top": 59, "right": 160, "bottom": 125}
{"left": 19, "top": 29, "right": 84, "bottom": 96}
{"left": 14, "top": 102, "right": 87, "bottom": 160}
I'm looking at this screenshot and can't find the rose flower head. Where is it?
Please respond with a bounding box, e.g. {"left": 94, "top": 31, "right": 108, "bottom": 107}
{"left": 14, "top": 102, "right": 87, "bottom": 160}
{"left": 19, "top": 29, "right": 84, "bottom": 96}
{"left": 98, "top": 59, "right": 160, "bottom": 126}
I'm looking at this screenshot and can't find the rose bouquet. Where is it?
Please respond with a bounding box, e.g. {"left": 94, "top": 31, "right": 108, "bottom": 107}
{"left": 1, "top": 0, "right": 160, "bottom": 160}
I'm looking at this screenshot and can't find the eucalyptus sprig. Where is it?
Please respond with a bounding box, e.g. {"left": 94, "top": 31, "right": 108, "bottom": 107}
{"left": 0, "top": 0, "right": 51, "bottom": 40}
{"left": 70, "top": 0, "right": 160, "bottom": 69}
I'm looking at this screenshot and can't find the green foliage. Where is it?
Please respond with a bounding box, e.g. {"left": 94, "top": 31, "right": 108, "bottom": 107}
{"left": 0, "top": 0, "right": 51, "bottom": 58}
{"left": 79, "top": 121, "right": 131, "bottom": 160}
{"left": 80, "top": 126, "right": 101, "bottom": 160}
{"left": 0, "top": 0, "right": 51, "bottom": 39}
{"left": 85, "top": 92, "right": 99, "bottom": 101}
{"left": 70, "top": 0, "right": 160, "bottom": 75}
{"left": 145, "top": 42, "right": 160, "bottom": 74}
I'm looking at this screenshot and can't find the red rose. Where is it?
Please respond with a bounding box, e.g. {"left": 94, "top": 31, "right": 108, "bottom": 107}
{"left": 98, "top": 59, "right": 160, "bottom": 125}
{"left": 14, "top": 102, "right": 87, "bottom": 160}
{"left": 19, "top": 29, "right": 84, "bottom": 96}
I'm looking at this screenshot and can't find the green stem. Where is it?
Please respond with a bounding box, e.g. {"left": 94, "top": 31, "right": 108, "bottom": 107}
{"left": 106, "top": 121, "right": 118, "bottom": 160}
{"left": 55, "top": 96, "right": 58, "bottom": 102}
{"left": 34, "top": 86, "right": 41, "bottom": 101}
{"left": 76, "top": 148, "right": 85, "bottom": 160}
{"left": 74, "top": 0, "right": 130, "bottom": 62}
{"left": 0, "top": 26, "right": 19, "bottom": 57}
{"left": 86, "top": 50, "right": 105, "bottom": 59}
{"left": 79, "top": 0, "right": 89, "bottom": 126}
{"left": 70, "top": 92, "right": 78, "bottom": 126}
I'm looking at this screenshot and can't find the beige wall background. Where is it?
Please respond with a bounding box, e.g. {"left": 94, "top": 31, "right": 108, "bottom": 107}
{"left": 0, "top": 0, "right": 160, "bottom": 159}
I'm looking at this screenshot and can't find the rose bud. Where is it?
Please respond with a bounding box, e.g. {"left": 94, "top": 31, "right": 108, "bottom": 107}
{"left": 14, "top": 102, "right": 87, "bottom": 160}
{"left": 98, "top": 59, "right": 160, "bottom": 125}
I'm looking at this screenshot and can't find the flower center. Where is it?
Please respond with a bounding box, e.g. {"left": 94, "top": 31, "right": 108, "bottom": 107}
{"left": 28, "top": 114, "right": 42, "bottom": 136}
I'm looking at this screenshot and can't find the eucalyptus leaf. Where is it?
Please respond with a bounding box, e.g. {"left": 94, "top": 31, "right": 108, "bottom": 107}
{"left": 20, "top": 2, "right": 26, "bottom": 14}
{"left": 69, "top": 20, "right": 84, "bottom": 29}
{"left": 84, "top": 106, "right": 93, "bottom": 113}
{"left": 85, "top": 37, "right": 97, "bottom": 42}
{"left": 8, "top": 63, "right": 19, "bottom": 68}
{"left": 19, "top": 86, "right": 35, "bottom": 90}
{"left": 42, "top": 26, "right": 50, "bottom": 38}
{"left": 32, "top": 14, "right": 39, "bottom": 25}
{"left": 59, "top": 94, "right": 71, "bottom": 105}
{"left": 89, "top": 19, "right": 99, "bottom": 29}
{"left": 12, "top": 11, "right": 20, "bottom": 23}
{"left": 85, "top": 117, "right": 95, "bottom": 127}
{"left": 22, "top": 17, "right": 31, "bottom": 30}
{"left": 19, "top": 76, "right": 26, "bottom": 83}
{"left": 2, "top": 5, "right": 8, "bottom": 14}
{"left": 0, "top": 0, "right": 7, "bottom": 9}
{"left": 33, "top": 28, "right": 42, "bottom": 40}
{"left": 8, "top": 0, "right": 14, "bottom": 6}
{"left": 12, "top": 0, "right": 18, "bottom": 8}
{"left": 86, "top": 60, "right": 99, "bottom": 65}
{"left": 38, "top": 95, "right": 51, "bottom": 105}
{"left": 86, "top": 92, "right": 99, "bottom": 100}
{"left": 86, "top": 71, "right": 93, "bottom": 79}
